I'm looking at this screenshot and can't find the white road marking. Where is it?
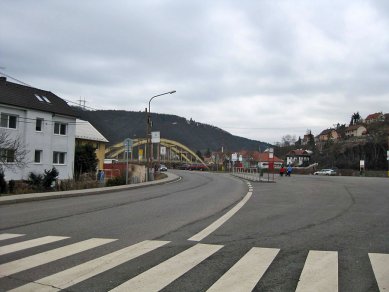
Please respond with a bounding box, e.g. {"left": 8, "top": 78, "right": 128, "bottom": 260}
{"left": 295, "top": 250, "right": 338, "bottom": 292}
{"left": 207, "top": 247, "right": 279, "bottom": 292}
{"left": 0, "top": 233, "right": 25, "bottom": 241}
{"left": 9, "top": 240, "right": 170, "bottom": 292}
{"left": 188, "top": 191, "right": 253, "bottom": 241}
{"left": 0, "top": 236, "right": 69, "bottom": 256}
{"left": 0, "top": 238, "right": 116, "bottom": 278}
{"left": 110, "top": 243, "right": 223, "bottom": 292}
{"left": 369, "top": 253, "right": 389, "bottom": 291}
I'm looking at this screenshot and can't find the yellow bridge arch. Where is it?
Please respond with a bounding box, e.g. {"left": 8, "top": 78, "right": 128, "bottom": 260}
{"left": 105, "top": 138, "right": 206, "bottom": 165}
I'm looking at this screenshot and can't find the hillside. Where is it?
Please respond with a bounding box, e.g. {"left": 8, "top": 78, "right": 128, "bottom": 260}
{"left": 73, "top": 107, "right": 270, "bottom": 152}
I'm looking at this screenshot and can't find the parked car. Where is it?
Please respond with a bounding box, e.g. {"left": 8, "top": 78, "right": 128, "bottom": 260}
{"left": 314, "top": 169, "right": 337, "bottom": 176}
{"left": 178, "top": 163, "right": 191, "bottom": 170}
{"left": 159, "top": 164, "right": 168, "bottom": 171}
{"left": 189, "top": 164, "right": 207, "bottom": 171}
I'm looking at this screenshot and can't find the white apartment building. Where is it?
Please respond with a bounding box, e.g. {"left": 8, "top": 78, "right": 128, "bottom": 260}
{"left": 0, "top": 77, "right": 76, "bottom": 180}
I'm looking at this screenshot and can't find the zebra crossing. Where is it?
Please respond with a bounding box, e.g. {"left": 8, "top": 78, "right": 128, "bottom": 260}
{"left": 0, "top": 233, "right": 387, "bottom": 291}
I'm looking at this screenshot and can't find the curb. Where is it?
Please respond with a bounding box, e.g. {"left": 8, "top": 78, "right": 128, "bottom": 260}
{"left": 0, "top": 172, "right": 181, "bottom": 205}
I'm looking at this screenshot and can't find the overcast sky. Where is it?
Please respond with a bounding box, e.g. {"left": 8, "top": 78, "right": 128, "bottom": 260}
{"left": 1, "top": 0, "right": 388, "bottom": 144}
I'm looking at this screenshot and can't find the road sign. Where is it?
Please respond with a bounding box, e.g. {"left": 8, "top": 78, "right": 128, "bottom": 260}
{"left": 123, "top": 138, "right": 133, "bottom": 148}
{"left": 151, "top": 131, "right": 160, "bottom": 143}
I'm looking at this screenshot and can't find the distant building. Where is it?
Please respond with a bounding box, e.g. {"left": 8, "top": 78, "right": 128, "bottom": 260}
{"left": 239, "top": 150, "right": 283, "bottom": 169}
{"left": 75, "top": 119, "right": 109, "bottom": 170}
{"left": 318, "top": 128, "right": 339, "bottom": 142}
{"left": 286, "top": 149, "right": 313, "bottom": 166}
{"left": 0, "top": 77, "right": 76, "bottom": 180}
{"left": 345, "top": 125, "right": 367, "bottom": 138}
{"left": 365, "top": 112, "right": 384, "bottom": 124}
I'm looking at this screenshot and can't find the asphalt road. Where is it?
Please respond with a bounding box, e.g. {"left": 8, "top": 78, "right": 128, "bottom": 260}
{"left": 0, "top": 171, "right": 388, "bottom": 291}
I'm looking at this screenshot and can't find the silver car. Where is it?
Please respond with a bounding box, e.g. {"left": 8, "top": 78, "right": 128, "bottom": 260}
{"left": 314, "top": 169, "right": 336, "bottom": 176}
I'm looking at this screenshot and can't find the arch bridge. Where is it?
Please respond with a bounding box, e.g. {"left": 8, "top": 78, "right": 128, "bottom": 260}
{"left": 105, "top": 138, "right": 206, "bottom": 166}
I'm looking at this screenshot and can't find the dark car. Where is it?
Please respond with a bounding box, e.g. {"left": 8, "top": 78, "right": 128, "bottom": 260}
{"left": 189, "top": 164, "right": 207, "bottom": 171}
{"left": 178, "top": 164, "right": 191, "bottom": 170}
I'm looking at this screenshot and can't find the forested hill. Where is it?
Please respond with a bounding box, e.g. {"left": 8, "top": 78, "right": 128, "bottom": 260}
{"left": 73, "top": 107, "right": 270, "bottom": 152}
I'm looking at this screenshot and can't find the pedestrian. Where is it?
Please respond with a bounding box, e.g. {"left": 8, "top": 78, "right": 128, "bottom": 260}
{"left": 100, "top": 170, "right": 105, "bottom": 183}
{"left": 279, "top": 165, "right": 285, "bottom": 177}
{"left": 286, "top": 165, "right": 293, "bottom": 177}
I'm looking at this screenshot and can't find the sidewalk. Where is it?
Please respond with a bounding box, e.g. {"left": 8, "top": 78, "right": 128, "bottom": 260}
{"left": 0, "top": 172, "right": 180, "bottom": 205}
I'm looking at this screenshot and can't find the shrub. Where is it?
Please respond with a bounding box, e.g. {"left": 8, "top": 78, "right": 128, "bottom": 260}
{"left": 42, "top": 167, "right": 59, "bottom": 190}
{"left": 106, "top": 176, "right": 126, "bottom": 187}
{"left": 0, "top": 171, "right": 7, "bottom": 194}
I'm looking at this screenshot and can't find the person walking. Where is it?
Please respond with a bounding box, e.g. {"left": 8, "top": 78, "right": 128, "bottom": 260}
{"left": 286, "top": 165, "right": 293, "bottom": 177}
{"left": 279, "top": 165, "right": 285, "bottom": 177}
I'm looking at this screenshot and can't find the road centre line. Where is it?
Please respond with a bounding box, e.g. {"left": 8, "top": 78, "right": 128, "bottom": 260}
{"left": 9, "top": 240, "right": 170, "bottom": 292}
{"left": 109, "top": 243, "right": 223, "bottom": 292}
{"left": 207, "top": 247, "right": 280, "bottom": 292}
{"left": 369, "top": 253, "right": 389, "bottom": 291}
{"left": 188, "top": 181, "right": 253, "bottom": 242}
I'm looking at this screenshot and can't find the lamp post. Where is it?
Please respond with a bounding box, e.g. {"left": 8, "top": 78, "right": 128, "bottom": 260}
{"left": 146, "top": 90, "right": 176, "bottom": 181}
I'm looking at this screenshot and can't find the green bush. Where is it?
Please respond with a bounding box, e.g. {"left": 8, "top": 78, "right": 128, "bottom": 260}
{"left": 106, "top": 176, "right": 126, "bottom": 187}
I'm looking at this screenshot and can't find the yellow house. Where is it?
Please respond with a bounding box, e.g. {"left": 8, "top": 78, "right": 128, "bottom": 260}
{"left": 75, "top": 119, "right": 109, "bottom": 170}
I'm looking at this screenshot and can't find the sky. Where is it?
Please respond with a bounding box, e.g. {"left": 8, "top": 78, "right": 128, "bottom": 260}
{"left": 1, "top": 0, "right": 389, "bottom": 144}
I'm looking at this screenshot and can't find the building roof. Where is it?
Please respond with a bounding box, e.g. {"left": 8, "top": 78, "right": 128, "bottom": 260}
{"left": 319, "top": 128, "right": 337, "bottom": 136}
{"left": 345, "top": 124, "right": 366, "bottom": 131}
{"left": 0, "top": 77, "right": 76, "bottom": 117}
{"left": 365, "top": 112, "right": 383, "bottom": 120}
{"left": 286, "top": 149, "right": 312, "bottom": 156}
{"left": 240, "top": 150, "right": 283, "bottom": 163}
{"left": 75, "top": 119, "right": 109, "bottom": 142}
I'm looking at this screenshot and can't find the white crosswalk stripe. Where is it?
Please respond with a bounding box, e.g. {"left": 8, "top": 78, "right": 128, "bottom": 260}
{"left": 0, "top": 233, "right": 25, "bottom": 241}
{"left": 369, "top": 253, "right": 389, "bottom": 291}
{"left": 207, "top": 247, "right": 280, "bottom": 292}
{"left": 109, "top": 243, "right": 223, "bottom": 292}
{"left": 0, "top": 234, "right": 386, "bottom": 291}
{"left": 0, "top": 236, "right": 69, "bottom": 256}
{"left": 0, "top": 238, "right": 116, "bottom": 278}
{"left": 9, "top": 240, "right": 170, "bottom": 292}
{"left": 295, "top": 250, "right": 338, "bottom": 292}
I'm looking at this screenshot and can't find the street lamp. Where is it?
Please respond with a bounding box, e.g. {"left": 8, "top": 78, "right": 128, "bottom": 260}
{"left": 146, "top": 90, "right": 176, "bottom": 181}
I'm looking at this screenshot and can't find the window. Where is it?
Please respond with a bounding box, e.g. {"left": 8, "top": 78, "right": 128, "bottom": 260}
{"left": 53, "top": 151, "right": 66, "bottom": 164}
{"left": 34, "top": 150, "right": 42, "bottom": 163}
{"left": 0, "top": 113, "right": 17, "bottom": 129}
{"left": 54, "top": 122, "right": 67, "bottom": 135}
{"left": 0, "top": 149, "right": 15, "bottom": 163}
{"left": 36, "top": 118, "right": 44, "bottom": 132}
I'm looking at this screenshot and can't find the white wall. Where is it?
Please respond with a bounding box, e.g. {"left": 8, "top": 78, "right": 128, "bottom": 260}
{"left": 0, "top": 105, "right": 76, "bottom": 180}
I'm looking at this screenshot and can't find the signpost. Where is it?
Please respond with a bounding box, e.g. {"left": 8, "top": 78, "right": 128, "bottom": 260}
{"left": 123, "top": 138, "right": 133, "bottom": 184}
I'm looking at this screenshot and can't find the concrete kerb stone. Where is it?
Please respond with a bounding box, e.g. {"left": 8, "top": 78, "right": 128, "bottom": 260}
{"left": 0, "top": 172, "right": 181, "bottom": 205}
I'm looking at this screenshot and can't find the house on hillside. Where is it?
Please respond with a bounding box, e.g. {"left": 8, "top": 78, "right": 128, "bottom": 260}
{"left": 365, "top": 112, "right": 384, "bottom": 124}
{"left": 345, "top": 124, "right": 367, "bottom": 138}
{"left": 75, "top": 119, "right": 109, "bottom": 170}
{"left": 286, "top": 149, "right": 313, "bottom": 166}
{"left": 0, "top": 77, "right": 76, "bottom": 180}
{"left": 317, "top": 128, "right": 339, "bottom": 142}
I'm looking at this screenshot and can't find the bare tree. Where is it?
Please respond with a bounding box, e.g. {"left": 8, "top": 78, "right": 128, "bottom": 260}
{"left": 281, "top": 134, "right": 296, "bottom": 146}
{"left": 0, "top": 129, "right": 28, "bottom": 172}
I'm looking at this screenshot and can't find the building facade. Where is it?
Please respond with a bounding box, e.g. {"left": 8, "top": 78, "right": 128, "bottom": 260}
{"left": 0, "top": 77, "right": 76, "bottom": 180}
{"left": 75, "top": 119, "right": 109, "bottom": 170}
